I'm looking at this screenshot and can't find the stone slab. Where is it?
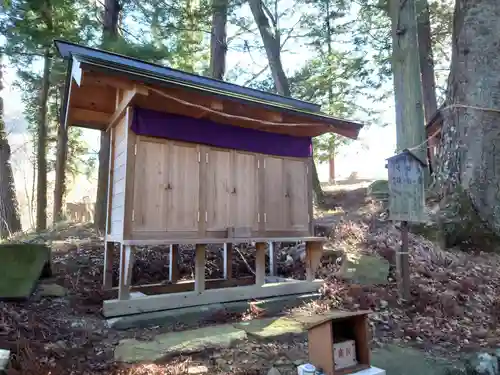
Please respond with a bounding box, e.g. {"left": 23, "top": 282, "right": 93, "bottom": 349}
{"left": 350, "top": 367, "right": 385, "bottom": 375}
{"left": 339, "top": 253, "right": 390, "bottom": 286}
{"left": 371, "top": 345, "right": 455, "bottom": 375}
{"left": 107, "top": 293, "right": 320, "bottom": 330}
{"left": 38, "top": 283, "right": 67, "bottom": 297}
{"left": 114, "top": 324, "right": 246, "bottom": 363}
{"left": 233, "top": 316, "right": 305, "bottom": 340}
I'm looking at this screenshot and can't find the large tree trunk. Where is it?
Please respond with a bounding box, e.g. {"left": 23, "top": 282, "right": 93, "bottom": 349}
{"left": 95, "top": 0, "right": 120, "bottom": 231}
{"left": 53, "top": 86, "right": 68, "bottom": 222}
{"left": 417, "top": 0, "right": 439, "bottom": 172}
{"left": 0, "top": 60, "right": 22, "bottom": 238}
{"left": 436, "top": 0, "right": 500, "bottom": 248}
{"left": 417, "top": 0, "right": 438, "bottom": 123}
{"left": 248, "top": 0, "right": 290, "bottom": 96}
{"left": 36, "top": 48, "right": 51, "bottom": 232}
{"left": 209, "top": 0, "right": 228, "bottom": 80}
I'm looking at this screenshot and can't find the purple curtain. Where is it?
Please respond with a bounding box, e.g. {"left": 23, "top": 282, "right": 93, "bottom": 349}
{"left": 131, "top": 107, "right": 312, "bottom": 158}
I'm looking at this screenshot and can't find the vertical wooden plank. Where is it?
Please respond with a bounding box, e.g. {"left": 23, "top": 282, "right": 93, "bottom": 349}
{"left": 308, "top": 323, "right": 335, "bottom": 375}
{"left": 118, "top": 244, "right": 134, "bottom": 300}
{"left": 263, "top": 156, "right": 287, "bottom": 231}
{"left": 255, "top": 242, "right": 266, "bottom": 286}
{"left": 105, "top": 126, "right": 115, "bottom": 235}
{"left": 231, "top": 151, "right": 259, "bottom": 231}
{"left": 169, "top": 244, "right": 180, "bottom": 282}
{"left": 305, "top": 241, "right": 323, "bottom": 281}
{"left": 198, "top": 145, "right": 208, "bottom": 237}
{"left": 307, "top": 158, "right": 314, "bottom": 236}
{"left": 285, "top": 159, "right": 310, "bottom": 232}
{"left": 167, "top": 142, "right": 200, "bottom": 231}
{"left": 354, "top": 315, "right": 371, "bottom": 367}
{"left": 206, "top": 147, "right": 231, "bottom": 232}
{"left": 257, "top": 154, "right": 266, "bottom": 235}
{"left": 132, "top": 139, "right": 169, "bottom": 231}
{"left": 223, "top": 243, "right": 233, "bottom": 280}
{"left": 123, "top": 107, "right": 136, "bottom": 240}
{"left": 195, "top": 244, "right": 206, "bottom": 293}
{"left": 103, "top": 241, "right": 114, "bottom": 290}
{"left": 268, "top": 242, "right": 277, "bottom": 276}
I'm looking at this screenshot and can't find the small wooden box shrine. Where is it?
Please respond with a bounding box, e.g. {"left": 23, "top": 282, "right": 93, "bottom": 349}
{"left": 296, "top": 310, "right": 371, "bottom": 375}
{"left": 55, "top": 40, "right": 364, "bottom": 318}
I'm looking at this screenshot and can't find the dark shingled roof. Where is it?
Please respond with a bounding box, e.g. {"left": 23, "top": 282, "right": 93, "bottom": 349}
{"left": 55, "top": 40, "right": 364, "bottom": 138}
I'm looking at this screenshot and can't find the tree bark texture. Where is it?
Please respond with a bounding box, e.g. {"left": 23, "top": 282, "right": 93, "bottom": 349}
{"left": 36, "top": 49, "right": 51, "bottom": 232}
{"left": 389, "top": 0, "right": 427, "bottom": 163}
{"left": 436, "top": 0, "right": 500, "bottom": 248}
{"left": 416, "top": 0, "right": 438, "bottom": 124}
{"left": 52, "top": 114, "right": 68, "bottom": 222}
{"left": 248, "top": 0, "right": 291, "bottom": 96}
{"left": 0, "top": 62, "right": 22, "bottom": 238}
{"left": 416, "top": 0, "right": 438, "bottom": 172}
{"left": 95, "top": 0, "right": 120, "bottom": 231}
{"left": 209, "top": 0, "right": 228, "bottom": 80}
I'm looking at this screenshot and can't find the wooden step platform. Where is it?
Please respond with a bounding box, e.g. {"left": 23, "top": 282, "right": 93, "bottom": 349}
{"left": 102, "top": 238, "right": 325, "bottom": 318}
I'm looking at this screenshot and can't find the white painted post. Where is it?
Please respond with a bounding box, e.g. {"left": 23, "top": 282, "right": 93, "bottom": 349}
{"left": 223, "top": 243, "right": 228, "bottom": 279}
{"left": 169, "top": 244, "right": 173, "bottom": 281}
{"left": 268, "top": 242, "right": 275, "bottom": 276}
{"left": 118, "top": 244, "right": 134, "bottom": 300}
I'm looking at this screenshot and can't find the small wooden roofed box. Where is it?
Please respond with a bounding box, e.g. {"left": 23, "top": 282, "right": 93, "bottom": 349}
{"left": 55, "top": 40, "right": 364, "bottom": 318}
{"left": 293, "top": 310, "right": 371, "bottom": 375}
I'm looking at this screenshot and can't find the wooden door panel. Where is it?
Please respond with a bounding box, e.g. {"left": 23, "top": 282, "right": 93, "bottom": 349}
{"left": 231, "top": 151, "right": 259, "bottom": 230}
{"left": 263, "top": 156, "right": 287, "bottom": 231}
{"left": 167, "top": 142, "right": 200, "bottom": 231}
{"left": 133, "top": 139, "right": 168, "bottom": 231}
{"left": 206, "top": 148, "right": 231, "bottom": 231}
{"left": 286, "top": 159, "right": 309, "bottom": 231}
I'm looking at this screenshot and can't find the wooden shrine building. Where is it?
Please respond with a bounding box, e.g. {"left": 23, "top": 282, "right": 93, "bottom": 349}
{"left": 55, "top": 40, "right": 364, "bottom": 317}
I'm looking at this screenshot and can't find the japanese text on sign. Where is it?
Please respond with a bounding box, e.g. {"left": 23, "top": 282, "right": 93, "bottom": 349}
{"left": 387, "top": 154, "right": 425, "bottom": 223}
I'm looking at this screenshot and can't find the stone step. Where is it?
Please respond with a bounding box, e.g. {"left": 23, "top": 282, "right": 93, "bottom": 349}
{"left": 107, "top": 292, "right": 320, "bottom": 330}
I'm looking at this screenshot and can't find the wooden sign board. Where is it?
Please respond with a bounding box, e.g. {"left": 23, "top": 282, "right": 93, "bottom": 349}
{"left": 387, "top": 150, "right": 426, "bottom": 223}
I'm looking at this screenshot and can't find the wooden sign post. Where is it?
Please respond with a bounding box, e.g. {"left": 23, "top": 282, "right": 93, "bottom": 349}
{"left": 386, "top": 149, "right": 427, "bottom": 301}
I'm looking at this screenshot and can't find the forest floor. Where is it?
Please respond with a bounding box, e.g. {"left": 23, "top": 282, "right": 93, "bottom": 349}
{"left": 2, "top": 181, "right": 500, "bottom": 374}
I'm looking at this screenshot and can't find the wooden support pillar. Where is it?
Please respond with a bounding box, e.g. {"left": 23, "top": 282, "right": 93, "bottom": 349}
{"left": 255, "top": 242, "right": 266, "bottom": 286}
{"left": 305, "top": 241, "right": 323, "bottom": 281}
{"left": 398, "top": 221, "right": 411, "bottom": 301}
{"left": 223, "top": 243, "right": 233, "bottom": 280}
{"left": 195, "top": 244, "right": 206, "bottom": 293}
{"left": 103, "top": 241, "right": 114, "bottom": 290}
{"left": 169, "top": 244, "right": 180, "bottom": 282}
{"left": 268, "top": 242, "right": 277, "bottom": 276}
{"left": 118, "top": 244, "right": 134, "bottom": 300}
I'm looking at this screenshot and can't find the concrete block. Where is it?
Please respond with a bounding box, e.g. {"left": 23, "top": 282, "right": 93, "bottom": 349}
{"left": 107, "top": 292, "right": 321, "bottom": 330}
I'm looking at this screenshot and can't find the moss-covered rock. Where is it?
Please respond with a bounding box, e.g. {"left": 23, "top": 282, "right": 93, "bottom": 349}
{"left": 409, "top": 221, "right": 445, "bottom": 246}
{"left": 435, "top": 188, "right": 500, "bottom": 251}
{"left": 338, "top": 253, "right": 390, "bottom": 285}
{"left": 367, "top": 179, "right": 389, "bottom": 200}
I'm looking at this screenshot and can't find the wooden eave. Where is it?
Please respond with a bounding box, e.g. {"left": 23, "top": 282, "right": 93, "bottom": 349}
{"left": 425, "top": 105, "right": 444, "bottom": 137}
{"left": 63, "top": 50, "right": 364, "bottom": 139}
